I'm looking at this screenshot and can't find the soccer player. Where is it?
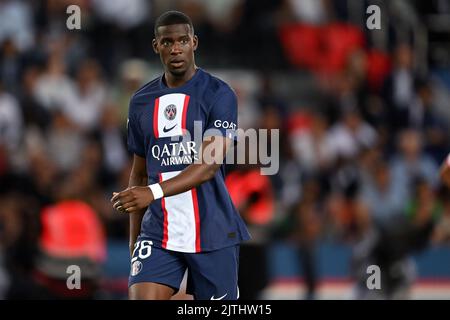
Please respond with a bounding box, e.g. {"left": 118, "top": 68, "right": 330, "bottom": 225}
{"left": 110, "top": 11, "right": 251, "bottom": 300}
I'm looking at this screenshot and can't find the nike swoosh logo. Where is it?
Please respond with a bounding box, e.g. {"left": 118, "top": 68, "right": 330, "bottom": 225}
{"left": 210, "top": 293, "right": 227, "bottom": 300}
{"left": 162, "top": 124, "right": 177, "bottom": 133}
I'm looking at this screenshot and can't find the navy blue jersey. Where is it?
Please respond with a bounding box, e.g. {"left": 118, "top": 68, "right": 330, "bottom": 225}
{"left": 127, "top": 68, "right": 250, "bottom": 253}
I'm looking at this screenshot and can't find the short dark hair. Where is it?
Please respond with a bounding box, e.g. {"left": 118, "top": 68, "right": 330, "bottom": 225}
{"left": 154, "top": 11, "right": 194, "bottom": 37}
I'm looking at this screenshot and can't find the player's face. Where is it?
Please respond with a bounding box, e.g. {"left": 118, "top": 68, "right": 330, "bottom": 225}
{"left": 153, "top": 24, "right": 198, "bottom": 76}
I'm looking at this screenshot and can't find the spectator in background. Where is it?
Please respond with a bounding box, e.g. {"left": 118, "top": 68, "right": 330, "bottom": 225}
{"left": 91, "top": 103, "right": 128, "bottom": 189}
{"left": 19, "top": 65, "right": 51, "bottom": 131}
{"left": 360, "top": 160, "right": 405, "bottom": 224}
{"left": 258, "top": 91, "right": 287, "bottom": 199}
{"left": 278, "top": 141, "right": 303, "bottom": 212}
{"left": 112, "top": 58, "right": 150, "bottom": 125}
{"left": 0, "top": 39, "right": 22, "bottom": 95}
{"left": 45, "top": 109, "right": 85, "bottom": 172}
{"left": 90, "top": 0, "right": 152, "bottom": 71}
{"left": 327, "top": 161, "right": 371, "bottom": 242}
{"left": 290, "top": 110, "right": 334, "bottom": 174}
{"left": 33, "top": 51, "right": 74, "bottom": 113}
{"left": 327, "top": 107, "right": 378, "bottom": 161}
{"left": 229, "top": 77, "right": 262, "bottom": 131}
{"left": 92, "top": 0, "right": 150, "bottom": 31}
{"left": 390, "top": 129, "right": 439, "bottom": 203}
{"left": 0, "top": 80, "right": 23, "bottom": 158}
{"left": 257, "top": 75, "right": 289, "bottom": 122}
{"left": 232, "top": 0, "right": 287, "bottom": 68}
{"left": 361, "top": 95, "right": 390, "bottom": 148}
{"left": 409, "top": 78, "right": 449, "bottom": 164}
{"left": 383, "top": 43, "right": 421, "bottom": 131}
{"left": 24, "top": 149, "right": 57, "bottom": 208}
{"left": 62, "top": 59, "right": 107, "bottom": 131}
{"left": 0, "top": 0, "right": 34, "bottom": 52}
{"left": 324, "top": 69, "right": 367, "bottom": 125}
{"left": 181, "top": 0, "right": 244, "bottom": 66}
{"left": 409, "top": 78, "right": 440, "bottom": 130}
{"left": 196, "top": 0, "right": 243, "bottom": 32}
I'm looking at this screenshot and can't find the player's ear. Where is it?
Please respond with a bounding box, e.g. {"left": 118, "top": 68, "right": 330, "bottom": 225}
{"left": 152, "top": 38, "right": 159, "bottom": 54}
{"left": 193, "top": 35, "right": 198, "bottom": 51}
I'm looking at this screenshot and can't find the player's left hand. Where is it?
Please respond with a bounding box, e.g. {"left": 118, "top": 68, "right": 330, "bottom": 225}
{"left": 111, "top": 186, "right": 154, "bottom": 214}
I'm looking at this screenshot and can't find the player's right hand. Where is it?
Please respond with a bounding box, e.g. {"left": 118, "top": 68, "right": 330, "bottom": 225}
{"left": 111, "top": 186, "right": 154, "bottom": 214}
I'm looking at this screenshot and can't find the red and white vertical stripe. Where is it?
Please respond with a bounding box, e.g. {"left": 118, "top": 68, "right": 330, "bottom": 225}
{"left": 153, "top": 93, "right": 190, "bottom": 138}
{"left": 159, "top": 171, "right": 201, "bottom": 252}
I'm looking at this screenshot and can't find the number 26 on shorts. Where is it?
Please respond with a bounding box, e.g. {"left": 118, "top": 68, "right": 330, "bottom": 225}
{"left": 131, "top": 240, "right": 153, "bottom": 262}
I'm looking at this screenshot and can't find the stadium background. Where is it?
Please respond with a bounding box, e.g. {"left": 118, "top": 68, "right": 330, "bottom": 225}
{"left": 1, "top": 0, "right": 450, "bottom": 300}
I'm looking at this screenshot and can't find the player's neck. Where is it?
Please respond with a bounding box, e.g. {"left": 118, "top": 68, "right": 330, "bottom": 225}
{"left": 164, "top": 65, "right": 198, "bottom": 88}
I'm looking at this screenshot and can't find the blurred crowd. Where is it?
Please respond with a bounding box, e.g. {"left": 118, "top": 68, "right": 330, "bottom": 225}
{"left": 1, "top": 0, "right": 450, "bottom": 299}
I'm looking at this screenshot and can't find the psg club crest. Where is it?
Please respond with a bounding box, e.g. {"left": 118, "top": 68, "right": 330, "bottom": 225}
{"left": 164, "top": 104, "right": 177, "bottom": 121}
{"left": 131, "top": 260, "right": 142, "bottom": 276}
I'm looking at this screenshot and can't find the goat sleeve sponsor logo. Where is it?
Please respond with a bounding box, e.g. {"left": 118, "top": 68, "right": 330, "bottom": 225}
{"left": 214, "top": 120, "right": 236, "bottom": 130}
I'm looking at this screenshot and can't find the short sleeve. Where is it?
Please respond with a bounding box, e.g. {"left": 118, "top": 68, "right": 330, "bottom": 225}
{"left": 127, "top": 99, "right": 146, "bottom": 157}
{"left": 204, "top": 87, "right": 238, "bottom": 141}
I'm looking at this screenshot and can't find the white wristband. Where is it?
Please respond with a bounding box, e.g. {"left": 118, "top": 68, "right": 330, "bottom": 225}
{"left": 148, "top": 183, "right": 164, "bottom": 200}
{"left": 447, "top": 153, "right": 450, "bottom": 167}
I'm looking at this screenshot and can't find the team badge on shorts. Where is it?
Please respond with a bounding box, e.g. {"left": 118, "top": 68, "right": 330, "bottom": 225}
{"left": 164, "top": 104, "right": 177, "bottom": 120}
{"left": 131, "top": 260, "right": 143, "bottom": 276}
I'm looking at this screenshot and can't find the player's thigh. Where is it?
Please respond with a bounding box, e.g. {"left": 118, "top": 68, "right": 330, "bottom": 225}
{"left": 128, "top": 239, "right": 186, "bottom": 299}
{"left": 185, "top": 245, "right": 240, "bottom": 300}
{"left": 129, "top": 282, "right": 175, "bottom": 300}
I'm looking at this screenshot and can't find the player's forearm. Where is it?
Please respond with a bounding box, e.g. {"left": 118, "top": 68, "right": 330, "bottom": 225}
{"left": 159, "top": 136, "right": 228, "bottom": 197}
{"left": 112, "top": 137, "right": 230, "bottom": 214}
{"left": 128, "top": 170, "right": 148, "bottom": 188}
{"left": 160, "top": 163, "right": 221, "bottom": 197}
